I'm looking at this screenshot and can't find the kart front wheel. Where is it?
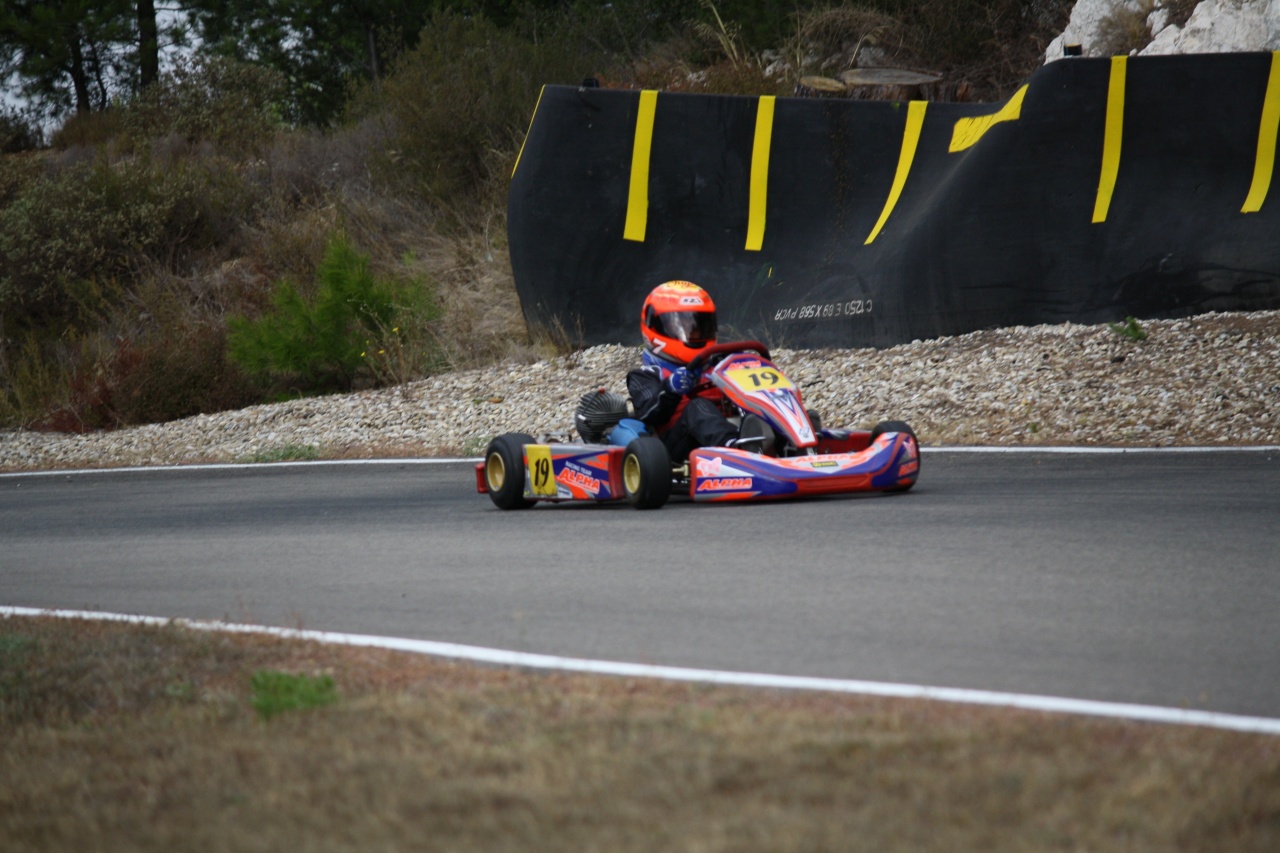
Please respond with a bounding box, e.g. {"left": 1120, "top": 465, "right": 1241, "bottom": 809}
{"left": 484, "top": 433, "right": 537, "bottom": 510}
{"left": 622, "top": 437, "right": 672, "bottom": 510}
{"left": 870, "top": 420, "right": 916, "bottom": 443}
{"left": 870, "top": 420, "right": 919, "bottom": 492}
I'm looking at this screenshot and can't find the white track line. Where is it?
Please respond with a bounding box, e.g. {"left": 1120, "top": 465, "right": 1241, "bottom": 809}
{"left": 0, "top": 458, "right": 481, "bottom": 478}
{"left": 925, "top": 445, "right": 1280, "bottom": 454}
{"left": 2, "top": 445, "right": 1277, "bottom": 479}
{"left": 4, "top": 606, "right": 1278, "bottom": 736}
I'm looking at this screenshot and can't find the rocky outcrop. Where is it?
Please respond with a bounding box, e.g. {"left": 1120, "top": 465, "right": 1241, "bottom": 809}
{"left": 1047, "top": 0, "right": 1280, "bottom": 62}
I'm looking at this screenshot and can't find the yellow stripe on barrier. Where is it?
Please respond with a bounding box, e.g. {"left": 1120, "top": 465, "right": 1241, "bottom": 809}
{"left": 745, "top": 95, "right": 776, "bottom": 252}
{"left": 511, "top": 85, "right": 546, "bottom": 179}
{"left": 865, "top": 100, "right": 927, "bottom": 245}
{"left": 623, "top": 90, "right": 659, "bottom": 243}
{"left": 1242, "top": 51, "right": 1280, "bottom": 213}
{"left": 1093, "top": 56, "right": 1127, "bottom": 224}
{"left": 949, "top": 84, "right": 1028, "bottom": 153}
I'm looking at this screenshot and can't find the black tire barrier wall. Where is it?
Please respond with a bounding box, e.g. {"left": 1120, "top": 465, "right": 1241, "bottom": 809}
{"left": 507, "top": 53, "right": 1280, "bottom": 349}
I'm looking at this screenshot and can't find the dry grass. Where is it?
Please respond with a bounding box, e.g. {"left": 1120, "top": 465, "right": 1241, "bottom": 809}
{"left": 2, "top": 614, "right": 1278, "bottom": 852}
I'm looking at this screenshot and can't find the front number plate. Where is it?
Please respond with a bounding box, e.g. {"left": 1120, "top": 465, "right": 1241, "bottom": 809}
{"left": 724, "top": 367, "right": 793, "bottom": 391}
{"left": 525, "top": 445, "right": 558, "bottom": 496}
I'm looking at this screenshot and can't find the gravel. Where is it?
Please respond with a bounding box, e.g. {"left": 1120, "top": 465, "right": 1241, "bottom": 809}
{"left": 2, "top": 310, "right": 1277, "bottom": 472}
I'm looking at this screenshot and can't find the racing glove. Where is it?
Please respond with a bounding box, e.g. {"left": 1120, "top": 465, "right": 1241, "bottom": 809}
{"left": 664, "top": 367, "right": 695, "bottom": 395}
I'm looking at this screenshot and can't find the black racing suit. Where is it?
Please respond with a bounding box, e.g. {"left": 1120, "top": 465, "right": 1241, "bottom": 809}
{"left": 626, "top": 365, "right": 737, "bottom": 460}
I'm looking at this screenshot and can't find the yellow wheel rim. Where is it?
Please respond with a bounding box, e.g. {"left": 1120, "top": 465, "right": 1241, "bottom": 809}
{"left": 485, "top": 453, "right": 506, "bottom": 492}
{"left": 623, "top": 453, "right": 642, "bottom": 494}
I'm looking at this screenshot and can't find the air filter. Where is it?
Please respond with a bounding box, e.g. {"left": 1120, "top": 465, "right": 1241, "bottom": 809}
{"left": 574, "top": 389, "right": 629, "bottom": 443}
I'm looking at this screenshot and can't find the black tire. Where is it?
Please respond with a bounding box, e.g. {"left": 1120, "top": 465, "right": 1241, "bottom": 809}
{"left": 807, "top": 409, "right": 822, "bottom": 434}
{"left": 483, "top": 432, "right": 537, "bottom": 510}
{"left": 622, "top": 436, "right": 672, "bottom": 509}
{"left": 870, "top": 420, "right": 916, "bottom": 442}
{"left": 870, "top": 420, "right": 919, "bottom": 492}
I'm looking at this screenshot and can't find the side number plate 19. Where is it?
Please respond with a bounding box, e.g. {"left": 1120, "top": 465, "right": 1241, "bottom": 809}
{"left": 525, "top": 445, "right": 558, "bottom": 497}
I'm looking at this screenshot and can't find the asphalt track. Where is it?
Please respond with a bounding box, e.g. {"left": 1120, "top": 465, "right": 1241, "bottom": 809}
{"left": 2, "top": 450, "right": 1277, "bottom": 719}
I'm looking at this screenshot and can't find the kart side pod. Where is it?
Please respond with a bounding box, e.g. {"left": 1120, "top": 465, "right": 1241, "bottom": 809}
{"left": 687, "top": 428, "right": 919, "bottom": 502}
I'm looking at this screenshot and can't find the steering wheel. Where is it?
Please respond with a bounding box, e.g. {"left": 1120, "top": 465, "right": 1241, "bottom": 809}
{"left": 686, "top": 340, "right": 772, "bottom": 375}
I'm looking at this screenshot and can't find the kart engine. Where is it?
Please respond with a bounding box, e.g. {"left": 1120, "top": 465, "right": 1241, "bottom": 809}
{"left": 574, "top": 389, "right": 629, "bottom": 443}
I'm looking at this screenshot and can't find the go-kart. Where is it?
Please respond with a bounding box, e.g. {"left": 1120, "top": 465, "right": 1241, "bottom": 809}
{"left": 476, "top": 341, "right": 919, "bottom": 510}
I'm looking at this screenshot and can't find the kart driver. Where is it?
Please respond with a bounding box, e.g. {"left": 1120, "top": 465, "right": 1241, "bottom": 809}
{"left": 625, "top": 281, "right": 739, "bottom": 460}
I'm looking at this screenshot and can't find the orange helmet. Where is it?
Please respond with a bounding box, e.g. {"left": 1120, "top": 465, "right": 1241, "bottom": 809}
{"left": 640, "top": 281, "right": 718, "bottom": 365}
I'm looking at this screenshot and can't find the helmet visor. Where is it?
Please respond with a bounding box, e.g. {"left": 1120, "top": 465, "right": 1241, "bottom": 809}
{"left": 651, "top": 310, "right": 717, "bottom": 346}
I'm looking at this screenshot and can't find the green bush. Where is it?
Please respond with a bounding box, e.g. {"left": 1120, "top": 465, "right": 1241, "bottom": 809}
{"left": 228, "top": 235, "right": 442, "bottom": 394}
{"left": 49, "top": 109, "right": 126, "bottom": 151}
{"left": 360, "top": 9, "right": 602, "bottom": 221}
{"left": 564, "top": 0, "right": 700, "bottom": 58}
{"left": 8, "top": 321, "right": 262, "bottom": 432}
{"left": 1109, "top": 316, "right": 1149, "bottom": 342}
{"left": 0, "top": 156, "right": 250, "bottom": 334}
{"left": 0, "top": 333, "right": 70, "bottom": 430}
{"left": 0, "top": 150, "right": 41, "bottom": 210}
{"left": 0, "top": 109, "right": 43, "bottom": 153}
{"left": 249, "top": 670, "right": 337, "bottom": 720}
{"left": 122, "top": 54, "right": 286, "bottom": 154}
{"left": 107, "top": 323, "right": 262, "bottom": 427}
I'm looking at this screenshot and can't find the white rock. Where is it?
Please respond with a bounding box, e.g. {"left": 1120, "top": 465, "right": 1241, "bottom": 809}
{"left": 1046, "top": 0, "right": 1280, "bottom": 61}
{"left": 1046, "top": 0, "right": 1149, "bottom": 61}
{"left": 1143, "top": 0, "right": 1280, "bottom": 55}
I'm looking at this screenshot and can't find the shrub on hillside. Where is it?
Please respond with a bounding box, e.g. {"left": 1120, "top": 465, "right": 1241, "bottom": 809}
{"left": 665, "top": 0, "right": 1075, "bottom": 101}
{"left": 889, "top": 0, "right": 1074, "bottom": 97}
{"left": 49, "top": 110, "right": 127, "bottom": 151}
{"left": 26, "top": 323, "right": 263, "bottom": 432}
{"left": 358, "top": 10, "right": 601, "bottom": 222}
{"left": 0, "top": 109, "right": 43, "bottom": 153}
{"left": 0, "top": 155, "right": 250, "bottom": 334}
{"left": 122, "top": 55, "right": 286, "bottom": 154}
{"left": 228, "top": 235, "right": 442, "bottom": 395}
{"left": 0, "top": 148, "right": 41, "bottom": 206}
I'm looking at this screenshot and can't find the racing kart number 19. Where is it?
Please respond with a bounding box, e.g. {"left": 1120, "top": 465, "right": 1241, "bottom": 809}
{"left": 725, "top": 367, "right": 793, "bottom": 391}
{"left": 525, "top": 445, "right": 558, "bottom": 496}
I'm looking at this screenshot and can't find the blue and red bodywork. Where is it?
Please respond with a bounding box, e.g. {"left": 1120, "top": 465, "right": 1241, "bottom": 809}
{"left": 475, "top": 443, "right": 626, "bottom": 502}
{"left": 687, "top": 429, "right": 918, "bottom": 502}
{"left": 474, "top": 429, "right": 919, "bottom": 504}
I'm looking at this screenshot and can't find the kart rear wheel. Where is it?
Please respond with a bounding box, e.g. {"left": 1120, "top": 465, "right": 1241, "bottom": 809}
{"left": 622, "top": 437, "right": 672, "bottom": 510}
{"left": 870, "top": 420, "right": 919, "bottom": 492}
{"left": 484, "top": 433, "right": 537, "bottom": 510}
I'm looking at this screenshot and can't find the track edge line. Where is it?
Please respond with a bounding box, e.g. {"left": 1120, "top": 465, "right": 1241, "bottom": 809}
{"left": 4, "top": 605, "right": 1278, "bottom": 736}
